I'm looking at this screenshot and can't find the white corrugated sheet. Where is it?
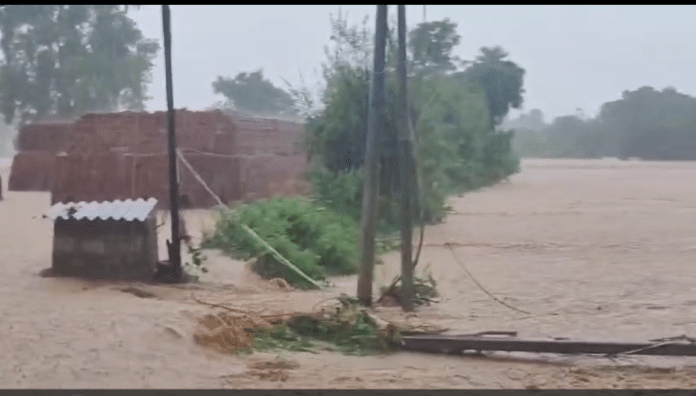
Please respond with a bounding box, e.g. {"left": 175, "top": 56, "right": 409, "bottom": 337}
{"left": 44, "top": 198, "right": 158, "bottom": 222}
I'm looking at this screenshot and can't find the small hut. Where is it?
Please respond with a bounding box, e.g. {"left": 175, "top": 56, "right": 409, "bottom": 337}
{"left": 44, "top": 198, "right": 159, "bottom": 280}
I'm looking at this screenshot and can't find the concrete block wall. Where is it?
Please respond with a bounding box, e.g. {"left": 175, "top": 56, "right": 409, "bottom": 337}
{"left": 51, "top": 217, "right": 158, "bottom": 281}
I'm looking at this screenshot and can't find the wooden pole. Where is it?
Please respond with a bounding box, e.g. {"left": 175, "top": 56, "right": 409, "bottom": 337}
{"left": 357, "top": 4, "right": 389, "bottom": 307}
{"left": 397, "top": 5, "right": 414, "bottom": 312}
{"left": 162, "top": 4, "right": 182, "bottom": 280}
{"left": 402, "top": 335, "right": 696, "bottom": 357}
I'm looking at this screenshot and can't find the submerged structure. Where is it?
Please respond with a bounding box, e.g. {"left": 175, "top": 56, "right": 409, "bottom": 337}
{"left": 44, "top": 198, "right": 159, "bottom": 281}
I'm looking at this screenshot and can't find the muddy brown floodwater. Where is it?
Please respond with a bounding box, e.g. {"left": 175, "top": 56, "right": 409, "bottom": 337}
{"left": 3, "top": 157, "right": 696, "bottom": 389}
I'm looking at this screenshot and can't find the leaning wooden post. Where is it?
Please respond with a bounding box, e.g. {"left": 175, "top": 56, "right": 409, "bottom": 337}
{"left": 357, "top": 4, "right": 389, "bottom": 307}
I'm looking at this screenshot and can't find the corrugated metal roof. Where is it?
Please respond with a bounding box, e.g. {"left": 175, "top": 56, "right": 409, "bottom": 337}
{"left": 44, "top": 198, "right": 158, "bottom": 222}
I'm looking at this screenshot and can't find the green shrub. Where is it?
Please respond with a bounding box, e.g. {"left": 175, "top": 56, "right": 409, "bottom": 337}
{"left": 310, "top": 167, "right": 363, "bottom": 220}
{"left": 204, "top": 197, "right": 360, "bottom": 288}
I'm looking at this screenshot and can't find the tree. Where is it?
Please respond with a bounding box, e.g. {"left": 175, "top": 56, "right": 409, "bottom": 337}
{"left": 509, "top": 86, "right": 696, "bottom": 161}
{"left": 502, "top": 110, "right": 550, "bottom": 158}
{"left": 408, "top": 18, "right": 462, "bottom": 76}
{"left": 510, "top": 129, "right": 550, "bottom": 158}
{"left": 502, "top": 109, "right": 546, "bottom": 132}
{"left": 543, "top": 115, "right": 602, "bottom": 158}
{"left": 596, "top": 86, "right": 696, "bottom": 160}
{"left": 0, "top": 5, "right": 159, "bottom": 126}
{"left": 303, "top": 11, "right": 373, "bottom": 171}
{"left": 304, "top": 14, "right": 521, "bottom": 225}
{"left": 461, "top": 46, "right": 525, "bottom": 126}
{"left": 212, "top": 69, "right": 295, "bottom": 116}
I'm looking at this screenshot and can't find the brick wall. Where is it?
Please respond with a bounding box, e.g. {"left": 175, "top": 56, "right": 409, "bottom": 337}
{"left": 10, "top": 122, "right": 72, "bottom": 191}
{"left": 16, "top": 109, "right": 310, "bottom": 207}
{"left": 9, "top": 151, "right": 58, "bottom": 191}
{"left": 52, "top": 152, "right": 239, "bottom": 208}
{"left": 17, "top": 122, "right": 72, "bottom": 152}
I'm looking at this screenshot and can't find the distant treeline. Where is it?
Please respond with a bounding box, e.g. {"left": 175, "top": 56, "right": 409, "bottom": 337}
{"left": 505, "top": 86, "right": 696, "bottom": 161}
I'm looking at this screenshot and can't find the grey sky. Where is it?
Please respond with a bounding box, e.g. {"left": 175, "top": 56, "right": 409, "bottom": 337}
{"left": 130, "top": 5, "right": 696, "bottom": 121}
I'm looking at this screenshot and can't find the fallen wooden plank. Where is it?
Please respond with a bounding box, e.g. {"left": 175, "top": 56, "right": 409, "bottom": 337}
{"left": 401, "top": 335, "right": 696, "bottom": 357}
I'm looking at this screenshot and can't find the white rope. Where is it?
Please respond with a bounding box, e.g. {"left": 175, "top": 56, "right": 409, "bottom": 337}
{"left": 175, "top": 149, "right": 322, "bottom": 289}
{"left": 116, "top": 149, "right": 286, "bottom": 159}
{"left": 176, "top": 149, "right": 223, "bottom": 207}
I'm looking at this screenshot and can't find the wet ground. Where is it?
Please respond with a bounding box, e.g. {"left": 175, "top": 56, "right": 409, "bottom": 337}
{"left": 2, "top": 157, "right": 696, "bottom": 388}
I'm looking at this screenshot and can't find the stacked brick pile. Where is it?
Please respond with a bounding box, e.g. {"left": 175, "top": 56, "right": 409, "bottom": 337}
{"left": 16, "top": 121, "right": 72, "bottom": 152}
{"left": 9, "top": 121, "right": 72, "bottom": 191}
{"left": 9, "top": 152, "right": 59, "bottom": 191}
{"left": 48, "top": 109, "right": 309, "bottom": 208}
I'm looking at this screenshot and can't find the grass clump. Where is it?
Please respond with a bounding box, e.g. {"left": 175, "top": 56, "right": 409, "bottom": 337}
{"left": 203, "top": 197, "right": 360, "bottom": 288}
{"left": 253, "top": 295, "right": 399, "bottom": 356}
{"left": 251, "top": 325, "right": 318, "bottom": 354}
{"left": 378, "top": 265, "right": 440, "bottom": 307}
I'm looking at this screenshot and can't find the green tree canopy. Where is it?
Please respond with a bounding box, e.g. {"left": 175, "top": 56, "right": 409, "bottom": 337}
{"left": 300, "top": 13, "right": 521, "bottom": 225}
{"left": 596, "top": 85, "right": 696, "bottom": 159}
{"left": 506, "top": 85, "right": 696, "bottom": 161}
{"left": 503, "top": 110, "right": 550, "bottom": 158}
{"left": 408, "top": 18, "right": 462, "bottom": 76}
{"left": 0, "top": 5, "right": 159, "bottom": 125}
{"left": 212, "top": 69, "right": 295, "bottom": 116}
{"left": 544, "top": 115, "right": 602, "bottom": 158}
{"left": 460, "top": 46, "right": 525, "bottom": 126}
{"left": 508, "top": 108, "right": 546, "bottom": 132}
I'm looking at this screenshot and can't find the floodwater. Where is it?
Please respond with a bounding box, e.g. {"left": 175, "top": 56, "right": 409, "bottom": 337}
{"left": 2, "top": 157, "right": 696, "bottom": 388}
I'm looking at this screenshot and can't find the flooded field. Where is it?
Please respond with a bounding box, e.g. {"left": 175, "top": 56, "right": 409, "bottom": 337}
{"left": 2, "top": 158, "right": 696, "bottom": 388}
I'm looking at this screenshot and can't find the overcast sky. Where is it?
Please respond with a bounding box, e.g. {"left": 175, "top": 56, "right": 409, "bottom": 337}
{"left": 130, "top": 5, "right": 696, "bottom": 122}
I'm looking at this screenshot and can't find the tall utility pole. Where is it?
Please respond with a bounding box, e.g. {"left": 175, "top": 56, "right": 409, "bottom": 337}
{"left": 397, "top": 4, "right": 414, "bottom": 312}
{"left": 357, "top": 4, "right": 389, "bottom": 307}
{"left": 162, "top": 4, "right": 182, "bottom": 281}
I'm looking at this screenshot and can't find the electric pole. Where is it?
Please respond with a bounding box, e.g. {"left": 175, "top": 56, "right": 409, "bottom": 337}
{"left": 397, "top": 4, "right": 414, "bottom": 312}
{"left": 162, "top": 4, "right": 182, "bottom": 281}
{"left": 357, "top": 4, "right": 389, "bottom": 307}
